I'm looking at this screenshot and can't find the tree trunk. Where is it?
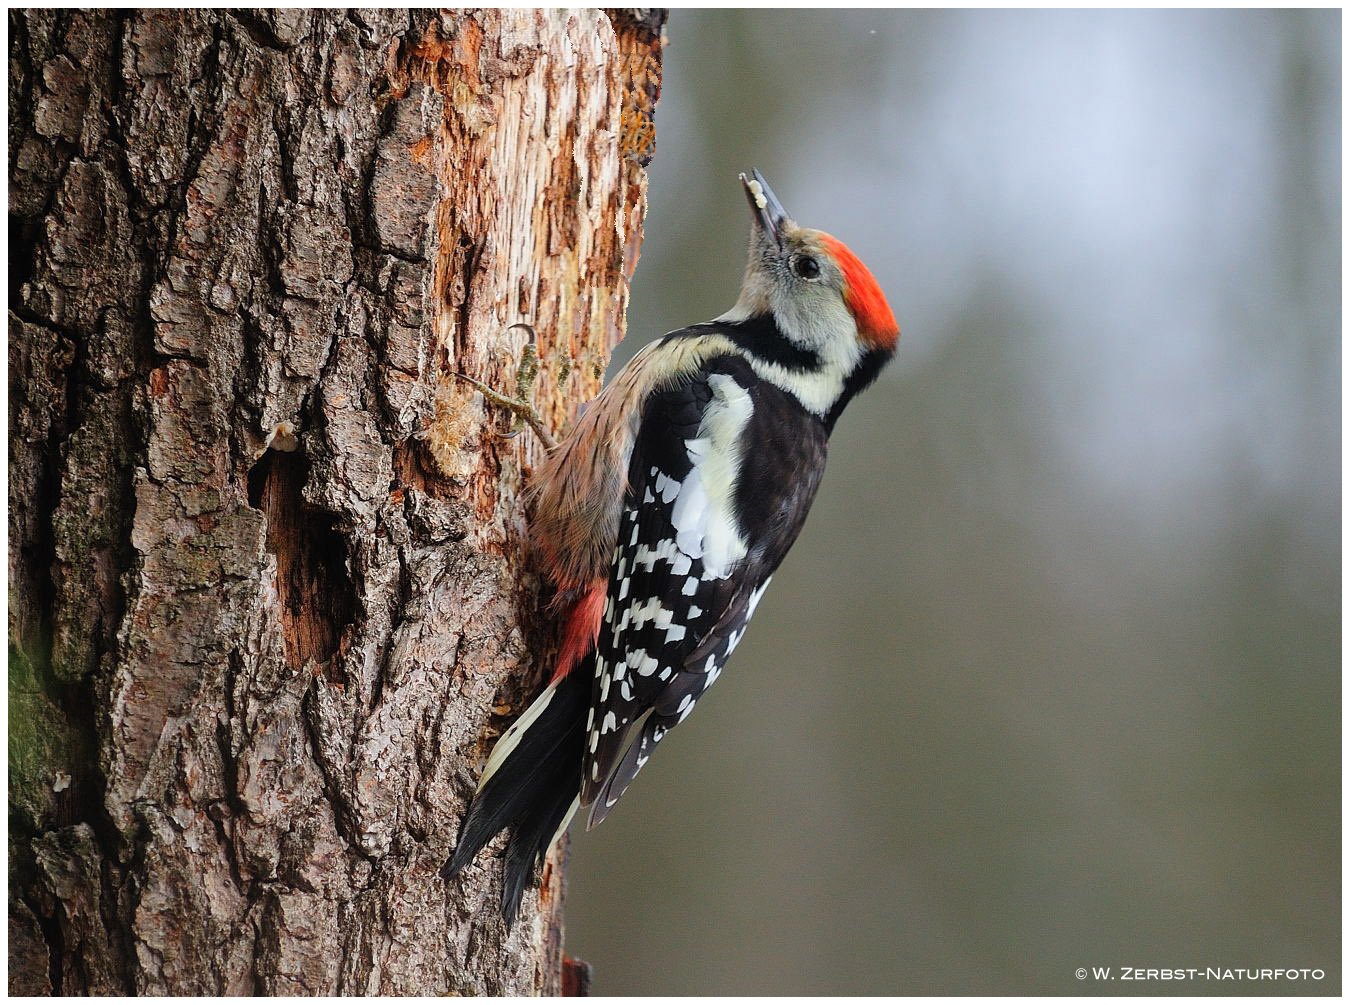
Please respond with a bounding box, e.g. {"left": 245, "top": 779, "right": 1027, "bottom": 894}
{"left": 9, "top": 8, "right": 664, "bottom": 995}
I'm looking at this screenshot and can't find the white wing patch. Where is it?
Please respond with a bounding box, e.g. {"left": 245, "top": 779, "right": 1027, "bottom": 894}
{"left": 669, "top": 373, "right": 754, "bottom": 579}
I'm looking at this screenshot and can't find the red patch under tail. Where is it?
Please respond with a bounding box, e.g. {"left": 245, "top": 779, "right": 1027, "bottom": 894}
{"left": 552, "top": 580, "right": 606, "bottom": 684}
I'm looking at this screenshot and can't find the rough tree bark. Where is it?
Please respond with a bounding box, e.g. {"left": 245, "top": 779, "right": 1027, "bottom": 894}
{"left": 9, "top": 8, "right": 663, "bottom": 995}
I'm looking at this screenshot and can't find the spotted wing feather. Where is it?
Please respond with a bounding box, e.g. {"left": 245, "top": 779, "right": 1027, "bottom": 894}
{"left": 580, "top": 372, "right": 722, "bottom": 807}
{"left": 580, "top": 350, "right": 829, "bottom": 827}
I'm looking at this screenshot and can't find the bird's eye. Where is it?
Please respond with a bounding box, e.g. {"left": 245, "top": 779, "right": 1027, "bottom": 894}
{"left": 792, "top": 255, "right": 821, "bottom": 280}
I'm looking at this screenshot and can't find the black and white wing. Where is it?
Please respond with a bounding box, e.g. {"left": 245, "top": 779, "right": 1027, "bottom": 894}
{"left": 580, "top": 352, "right": 828, "bottom": 827}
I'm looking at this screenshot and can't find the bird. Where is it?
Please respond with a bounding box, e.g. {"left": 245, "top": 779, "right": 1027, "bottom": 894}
{"left": 441, "top": 169, "right": 899, "bottom": 925}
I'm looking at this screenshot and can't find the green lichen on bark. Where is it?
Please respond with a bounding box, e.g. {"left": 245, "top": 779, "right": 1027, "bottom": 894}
{"left": 7, "top": 640, "right": 81, "bottom": 831}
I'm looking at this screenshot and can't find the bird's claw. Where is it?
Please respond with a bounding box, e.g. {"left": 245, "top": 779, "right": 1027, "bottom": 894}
{"left": 455, "top": 328, "right": 557, "bottom": 452}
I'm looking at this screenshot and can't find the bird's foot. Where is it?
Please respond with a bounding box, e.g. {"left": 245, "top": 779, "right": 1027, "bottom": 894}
{"left": 454, "top": 326, "right": 557, "bottom": 452}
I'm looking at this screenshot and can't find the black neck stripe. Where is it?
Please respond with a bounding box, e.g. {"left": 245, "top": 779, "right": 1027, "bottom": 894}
{"left": 683, "top": 315, "right": 822, "bottom": 372}
{"left": 825, "top": 346, "right": 892, "bottom": 432}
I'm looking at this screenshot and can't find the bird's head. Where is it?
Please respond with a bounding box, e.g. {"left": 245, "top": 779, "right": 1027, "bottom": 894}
{"left": 727, "top": 169, "right": 899, "bottom": 362}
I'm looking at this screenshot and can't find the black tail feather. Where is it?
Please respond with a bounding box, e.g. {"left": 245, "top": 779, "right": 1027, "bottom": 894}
{"left": 500, "top": 766, "right": 581, "bottom": 925}
{"left": 442, "top": 665, "right": 588, "bottom": 924}
{"left": 586, "top": 712, "right": 656, "bottom": 831}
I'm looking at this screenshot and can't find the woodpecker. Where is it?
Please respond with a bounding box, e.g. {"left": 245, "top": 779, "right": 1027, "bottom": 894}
{"left": 442, "top": 169, "right": 899, "bottom": 924}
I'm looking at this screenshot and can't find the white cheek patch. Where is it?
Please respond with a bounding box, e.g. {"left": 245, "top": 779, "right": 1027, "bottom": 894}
{"left": 748, "top": 293, "right": 864, "bottom": 416}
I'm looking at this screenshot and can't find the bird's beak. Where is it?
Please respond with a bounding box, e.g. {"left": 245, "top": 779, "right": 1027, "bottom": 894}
{"left": 739, "top": 168, "right": 790, "bottom": 247}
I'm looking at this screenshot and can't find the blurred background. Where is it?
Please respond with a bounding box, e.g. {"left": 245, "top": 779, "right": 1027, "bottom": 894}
{"left": 567, "top": 9, "right": 1340, "bottom": 995}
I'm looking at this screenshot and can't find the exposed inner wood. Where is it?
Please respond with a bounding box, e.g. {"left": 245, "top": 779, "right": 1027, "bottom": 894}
{"left": 247, "top": 449, "right": 355, "bottom": 676}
